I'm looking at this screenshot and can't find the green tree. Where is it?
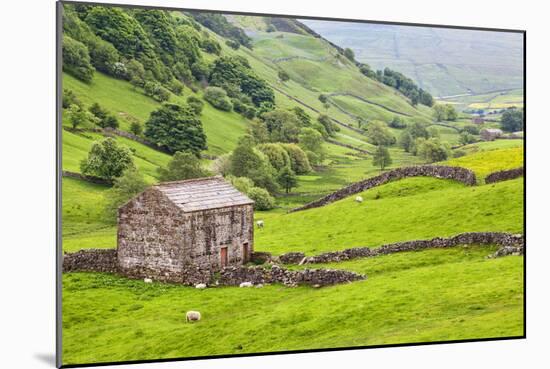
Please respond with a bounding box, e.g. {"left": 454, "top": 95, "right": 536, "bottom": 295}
{"left": 417, "top": 138, "right": 450, "bottom": 163}
{"left": 501, "top": 108, "right": 524, "bottom": 132}
{"left": 247, "top": 187, "right": 275, "bottom": 210}
{"left": 62, "top": 89, "right": 82, "bottom": 109}
{"left": 277, "top": 166, "right": 298, "bottom": 194}
{"left": 68, "top": 104, "right": 96, "bottom": 129}
{"left": 186, "top": 96, "right": 204, "bottom": 116}
{"left": 230, "top": 136, "right": 278, "bottom": 193}
{"left": 399, "top": 131, "right": 415, "bottom": 153}
{"left": 318, "top": 94, "right": 328, "bottom": 104}
{"left": 261, "top": 109, "right": 301, "bottom": 142}
{"left": 388, "top": 116, "right": 407, "bottom": 129}
{"left": 144, "top": 103, "right": 207, "bottom": 154}
{"left": 130, "top": 121, "right": 143, "bottom": 136}
{"left": 298, "top": 128, "right": 325, "bottom": 164}
{"left": 157, "top": 151, "right": 211, "bottom": 182}
{"left": 433, "top": 104, "right": 448, "bottom": 122}
{"left": 445, "top": 104, "right": 458, "bottom": 121}
{"left": 62, "top": 35, "right": 94, "bottom": 82}
{"left": 280, "top": 143, "right": 312, "bottom": 174}
{"left": 248, "top": 120, "right": 270, "bottom": 144}
{"left": 366, "top": 120, "right": 396, "bottom": 146}
{"left": 372, "top": 145, "right": 392, "bottom": 171}
{"left": 104, "top": 168, "right": 148, "bottom": 221}
{"left": 257, "top": 143, "right": 291, "bottom": 171}
{"left": 80, "top": 137, "right": 134, "bottom": 181}
{"left": 203, "top": 86, "right": 233, "bottom": 111}
{"left": 343, "top": 47, "right": 355, "bottom": 61}
{"left": 317, "top": 114, "right": 336, "bottom": 137}
{"left": 459, "top": 132, "right": 476, "bottom": 145}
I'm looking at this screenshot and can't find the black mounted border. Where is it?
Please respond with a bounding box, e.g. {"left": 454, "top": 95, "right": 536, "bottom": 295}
{"left": 56, "top": 1, "right": 526, "bottom": 367}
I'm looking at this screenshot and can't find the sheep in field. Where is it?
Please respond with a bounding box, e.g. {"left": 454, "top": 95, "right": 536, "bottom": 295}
{"left": 144, "top": 278, "right": 153, "bottom": 283}
{"left": 186, "top": 311, "right": 201, "bottom": 323}
{"left": 239, "top": 281, "right": 253, "bottom": 288}
{"left": 355, "top": 196, "right": 363, "bottom": 203}
{"left": 256, "top": 220, "right": 264, "bottom": 229}
{"left": 195, "top": 283, "right": 207, "bottom": 289}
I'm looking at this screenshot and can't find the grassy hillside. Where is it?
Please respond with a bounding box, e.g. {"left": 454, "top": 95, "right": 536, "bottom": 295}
{"left": 255, "top": 177, "right": 523, "bottom": 255}
{"left": 63, "top": 72, "right": 251, "bottom": 156}
{"left": 62, "top": 247, "right": 523, "bottom": 364}
{"left": 445, "top": 147, "right": 523, "bottom": 180}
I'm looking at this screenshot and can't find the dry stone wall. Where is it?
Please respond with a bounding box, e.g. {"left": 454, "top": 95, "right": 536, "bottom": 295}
{"left": 284, "top": 232, "right": 525, "bottom": 264}
{"left": 485, "top": 167, "right": 524, "bottom": 184}
{"left": 62, "top": 249, "right": 118, "bottom": 273}
{"left": 62, "top": 171, "right": 112, "bottom": 185}
{"left": 291, "top": 165, "right": 477, "bottom": 212}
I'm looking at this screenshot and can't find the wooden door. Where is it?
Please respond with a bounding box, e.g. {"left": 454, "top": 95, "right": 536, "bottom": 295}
{"left": 242, "top": 242, "right": 249, "bottom": 263}
{"left": 220, "top": 246, "right": 228, "bottom": 267}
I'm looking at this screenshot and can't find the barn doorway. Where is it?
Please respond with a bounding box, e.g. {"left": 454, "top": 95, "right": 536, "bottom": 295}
{"left": 220, "top": 246, "right": 228, "bottom": 267}
{"left": 242, "top": 242, "right": 249, "bottom": 263}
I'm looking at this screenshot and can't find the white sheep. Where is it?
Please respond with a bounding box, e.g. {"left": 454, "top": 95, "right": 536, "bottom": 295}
{"left": 195, "top": 283, "right": 207, "bottom": 289}
{"left": 355, "top": 196, "right": 363, "bottom": 203}
{"left": 144, "top": 278, "right": 153, "bottom": 283}
{"left": 186, "top": 311, "right": 201, "bottom": 322}
{"left": 239, "top": 281, "right": 253, "bottom": 288}
{"left": 256, "top": 220, "right": 264, "bottom": 228}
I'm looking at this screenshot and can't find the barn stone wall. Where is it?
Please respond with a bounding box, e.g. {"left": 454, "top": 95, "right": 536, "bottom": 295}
{"left": 291, "top": 165, "right": 477, "bottom": 212}
{"left": 117, "top": 188, "right": 254, "bottom": 280}
{"left": 63, "top": 249, "right": 118, "bottom": 273}
{"left": 182, "top": 205, "right": 254, "bottom": 270}
{"left": 117, "top": 188, "right": 188, "bottom": 280}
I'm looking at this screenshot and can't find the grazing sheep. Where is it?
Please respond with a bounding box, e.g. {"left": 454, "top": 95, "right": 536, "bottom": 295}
{"left": 239, "top": 281, "right": 253, "bottom": 288}
{"left": 256, "top": 220, "right": 264, "bottom": 228}
{"left": 355, "top": 196, "right": 363, "bottom": 203}
{"left": 186, "top": 311, "right": 201, "bottom": 322}
{"left": 144, "top": 278, "right": 153, "bottom": 283}
{"left": 195, "top": 283, "right": 207, "bottom": 289}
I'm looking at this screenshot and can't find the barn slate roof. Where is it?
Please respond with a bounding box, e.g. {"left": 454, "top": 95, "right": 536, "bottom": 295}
{"left": 154, "top": 176, "right": 254, "bottom": 212}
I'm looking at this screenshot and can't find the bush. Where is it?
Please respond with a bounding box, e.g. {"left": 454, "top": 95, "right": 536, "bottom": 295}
{"left": 62, "top": 35, "right": 94, "bottom": 82}
{"left": 230, "top": 136, "right": 278, "bottom": 193}
{"left": 62, "top": 89, "right": 82, "bottom": 109}
{"left": 280, "top": 144, "right": 311, "bottom": 174}
{"left": 80, "top": 137, "right": 134, "bottom": 181}
{"left": 227, "top": 176, "right": 254, "bottom": 194}
{"left": 261, "top": 109, "right": 301, "bottom": 142}
{"left": 462, "top": 125, "right": 480, "bottom": 135}
{"left": 201, "top": 38, "right": 221, "bottom": 55}
{"left": 89, "top": 103, "right": 119, "bottom": 129}
{"left": 144, "top": 103, "right": 207, "bottom": 154}
{"left": 225, "top": 39, "right": 240, "bottom": 50}
{"left": 317, "top": 114, "right": 336, "bottom": 137}
{"left": 126, "top": 59, "right": 146, "bottom": 85}
{"left": 278, "top": 70, "right": 290, "bottom": 82}
{"left": 388, "top": 116, "right": 407, "bottom": 129}
{"left": 416, "top": 138, "right": 451, "bottom": 163}
{"left": 501, "top": 108, "right": 524, "bottom": 132}
{"left": 130, "top": 121, "right": 143, "bottom": 136}
{"left": 186, "top": 96, "right": 204, "bottom": 116}
{"left": 168, "top": 79, "right": 184, "bottom": 95}
{"left": 157, "top": 151, "right": 210, "bottom": 182}
{"left": 143, "top": 81, "right": 171, "bottom": 102}
{"left": 68, "top": 104, "right": 98, "bottom": 129}
{"left": 204, "top": 86, "right": 233, "bottom": 111}
{"left": 365, "top": 120, "right": 396, "bottom": 146}
{"left": 257, "top": 143, "right": 291, "bottom": 171}
{"left": 247, "top": 187, "right": 275, "bottom": 210}
{"left": 212, "top": 153, "right": 232, "bottom": 176}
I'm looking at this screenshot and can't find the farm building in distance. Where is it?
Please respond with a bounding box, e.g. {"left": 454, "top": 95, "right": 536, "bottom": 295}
{"left": 117, "top": 176, "right": 254, "bottom": 280}
{"left": 480, "top": 128, "right": 503, "bottom": 141}
{"left": 472, "top": 116, "right": 485, "bottom": 124}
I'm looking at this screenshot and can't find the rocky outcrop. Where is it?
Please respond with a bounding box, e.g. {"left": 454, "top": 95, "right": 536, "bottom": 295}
{"left": 485, "top": 167, "right": 524, "bottom": 184}
{"left": 291, "top": 165, "right": 477, "bottom": 212}
{"left": 299, "top": 232, "right": 524, "bottom": 264}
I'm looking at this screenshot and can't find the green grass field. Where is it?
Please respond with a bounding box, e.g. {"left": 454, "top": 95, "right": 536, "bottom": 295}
{"left": 62, "top": 245, "right": 523, "bottom": 364}
{"left": 60, "top": 9, "right": 524, "bottom": 366}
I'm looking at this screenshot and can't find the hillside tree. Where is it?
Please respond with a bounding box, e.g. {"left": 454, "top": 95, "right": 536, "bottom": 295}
{"left": 105, "top": 168, "right": 148, "bottom": 221}
{"left": 157, "top": 151, "right": 211, "bottom": 182}
{"left": 372, "top": 145, "right": 392, "bottom": 171}
{"left": 501, "top": 108, "right": 524, "bottom": 132}
{"left": 144, "top": 103, "right": 207, "bottom": 154}
{"left": 80, "top": 137, "right": 134, "bottom": 181}
{"left": 277, "top": 166, "right": 298, "bottom": 194}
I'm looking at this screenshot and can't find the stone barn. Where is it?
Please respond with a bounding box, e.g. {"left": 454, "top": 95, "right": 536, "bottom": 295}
{"left": 117, "top": 176, "right": 254, "bottom": 281}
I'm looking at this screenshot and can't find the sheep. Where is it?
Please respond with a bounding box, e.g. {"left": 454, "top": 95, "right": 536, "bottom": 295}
{"left": 256, "top": 220, "right": 264, "bottom": 228}
{"left": 186, "top": 311, "right": 201, "bottom": 323}
{"left": 239, "top": 281, "right": 253, "bottom": 288}
{"left": 355, "top": 196, "right": 363, "bottom": 203}
{"left": 144, "top": 278, "right": 153, "bottom": 283}
{"left": 195, "top": 283, "right": 207, "bottom": 289}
